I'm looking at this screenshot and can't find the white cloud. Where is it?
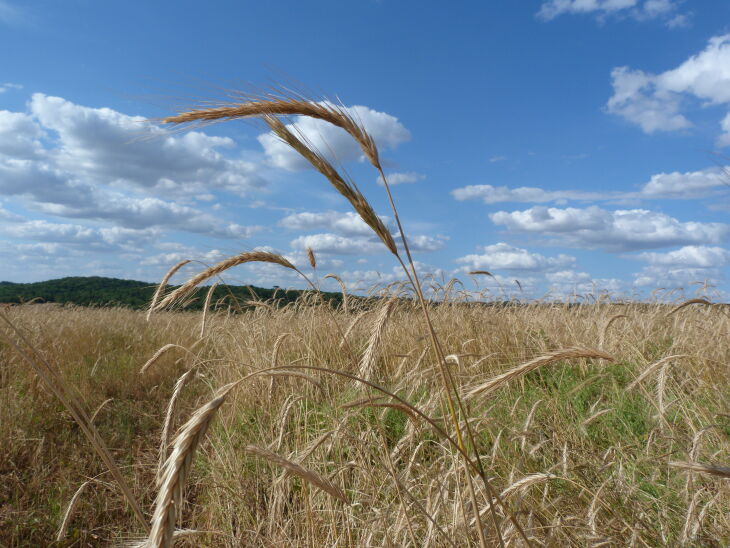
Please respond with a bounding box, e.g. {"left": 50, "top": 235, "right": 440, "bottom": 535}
{"left": 0, "top": 220, "right": 158, "bottom": 251}
{"left": 290, "top": 233, "right": 388, "bottom": 255}
{"left": 455, "top": 242, "right": 576, "bottom": 272}
{"left": 281, "top": 210, "right": 444, "bottom": 255}
{"left": 633, "top": 265, "right": 722, "bottom": 288}
{"left": 0, "top": 82, "right": 22, "bottom": 93}
{"left": 546, "top": 269, "right": 624, "bottom": 297}
{"left": 490, "top": 205, "right": 729, "bottom": 251}
{"left": 29, "top": 94, "right": 266, "bottom": 196}
{"left": 538, "top": 0, "right": 683, "bottom": 25}
{"left": 0, "top": 111, "right": 45, "bottom": 158}
{"left": 607, "top": 67, "right": 691, "bottom": 133}
{"left": 257, "top": 102, "right": 410, "bottom": 170}
{"left": 376, "top": 171, "right": 425, "bottom": 186}
{"left": 279, "top": 210, "right": 383, "bottom": 237}
{"left": 633, "top": 245, "right": 730, "bottom": 267}
{"left": 452, "top": 166, "right": 730, "bottom": 206}
{"left": 607, "top": 35, "right": 730, "bottom": 140}
{"left": 0, "top": 95, "right": 266, "bottom": 239}
{"left": 452, "top": 184, "right": 612, "bottom": 204}
{"left": 639, "top": 167, "right": 729, "bottom": 198}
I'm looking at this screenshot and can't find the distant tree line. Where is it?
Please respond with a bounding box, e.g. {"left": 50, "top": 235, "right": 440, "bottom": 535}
{"left": 0, "top": 276, "right": 346, "bottom": 310}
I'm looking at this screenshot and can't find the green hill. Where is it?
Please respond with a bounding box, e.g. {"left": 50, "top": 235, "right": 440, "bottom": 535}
{"left": 0, "top": 276, "right": 344, "bottom": 310}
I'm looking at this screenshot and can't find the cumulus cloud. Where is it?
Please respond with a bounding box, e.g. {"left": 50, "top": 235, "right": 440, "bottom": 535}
{"left": 0, "top": 111, "right": 45, "bottom": 159}
{"left": 28, "top": 94, "right": 266, "bottom": 196}
{"left": 490, "top": 206, "right": 729, "bottom": 251}
{"left": 279, "top": 210, "right": 384, "bottom": 237}
{"left": 0, "top": 95, "right": 266, "bottom": 240}
{"left": 290, "top": 233, "right": 388, "bottom": 255}
{"left": 538, "top": 0, "right": 684, "bottom": 25}
{"left": 607, "top": 35, "right": 730, "bottom": 140}
{"left": 452, "top": 167, "right": 730, "bottom": 206}
{"left": 281, "top": 210, "right": 445, "bottom": 255}
{"left": 452, "top": 184, "right": 612, "bottom": 204}
{"left": 632, "top": 245, "right": 730, "bottom": 267}
{"left": 546, "top": 269, "right": 624, "bottom": 297}
{"left": 0, "top": 220, "right": 158, "bottom": 251}
{"left": 376, "top": 171, "right": 425, "bottom": 186}
{"left": 257, "top": 102, "right": 410, "bottom": 170}
{"left": 455, "top": 242, "right": 576, "bottom": 272}
{"left": 633, "top": 265, "right": 722, "bottom": 288}
{"left": 639, "top": 167, "right": 729, "bottom": 198}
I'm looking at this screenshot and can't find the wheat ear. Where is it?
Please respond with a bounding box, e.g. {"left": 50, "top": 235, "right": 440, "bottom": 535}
{"left": 164, "top": 93, "right": 381, "bottom": 168}
{"left": 199, "top": 281, "right": 219, "bottom": 338}
{"left": 157, "top": 367, "right": 197, "bottom": 486}
{"left": 324, "top": 273, "right": 349, "bottom": 314}
{"left": 466, "top": 347, "right": 614, "bottom": 399}
{"left": 147, "top": 260, "right": 191, "bottom": 321}
{"left": 358, "top": 298, "right": 397, "bottom": 381}
{"left": 56, "top": 480, "right": 92, "bottom": 541}
{"left": 243, "top": 445, "right": 347, "bottom": 503}
{"left": 154, "top": 251, "right": 298, "bottom": 311}
{"left": 670, "top": 461, "right": 730, "bottom": 479}
{"left": 263, "top": 115, "right": 397, "bottom": 255}
{"left": 145, "top": 382, "right": 238, "bottom": 548}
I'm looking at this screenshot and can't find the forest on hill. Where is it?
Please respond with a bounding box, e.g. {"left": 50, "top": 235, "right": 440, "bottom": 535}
{"left": 0, "top": 276, "right": 345, "bottom": 310}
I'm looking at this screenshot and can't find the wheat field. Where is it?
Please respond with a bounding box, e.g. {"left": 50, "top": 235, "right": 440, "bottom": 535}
{"left": 1, "top": 297, "right": 729, "bottom": 546}
{"left": 1, "top": 92, "right": 729, "bottom": 547}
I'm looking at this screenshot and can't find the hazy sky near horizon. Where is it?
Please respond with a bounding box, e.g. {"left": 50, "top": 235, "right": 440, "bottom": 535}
{"left": 2, "top": 0, "right": 730, "bottom": 299}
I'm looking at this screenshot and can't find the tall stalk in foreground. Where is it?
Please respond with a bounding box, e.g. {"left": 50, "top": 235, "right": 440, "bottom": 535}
{"left": 162, "top": 89, "right": 526, "bottom": 546}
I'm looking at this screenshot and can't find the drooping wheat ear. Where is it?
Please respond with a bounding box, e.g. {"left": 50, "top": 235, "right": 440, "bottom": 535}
{"left": 465, "top": 347, "right": 614, "bottom": 399}
{"left": 157, "top": 367, "right": 196, "bottom": 486}
{"left": 669, "top": 461, "right": 730, "bottom": 479}
{"left": 667, "top": 298, "right": 712, "bottom": 316}
{"left": 147, "top": 260, "right": 191, "bottom": 321}
{"left": 271, "top": 332, "right": 292, "bottom": 368}
{"left": 681, "top": 488, "right": 704, "bottom": 545}
{"left": 468, "top": 270, "right": 493, "bottom": 277}
{"left": 139, "top": 344, "right": 187, "bottom": 374}
{"left": 340, "top": 310, "right": 369, "bottom": 348}
{"left": 599, "top": 314, "right": 628, "bottom": 348}
{"left": 358, "top": 298, "right": 397, "bottom": 381}
{"left": 199, "top": 282, "right": 219, "bottom": 338}
{"left": 145, "top": 382, "right": 238, "bottom": 548}
{"left": 243, "top": 445, "right": 347, "bottom": 503}
{"left": 163, "top": 93, "right": 381, "bottom": 169}
{"left": 154, "top": 251, "right": 298, "bottom": 311}
{"left": 324, "top": 273, "right": 349, "bottom": 314}
{"left": 306, "top": 247, "right": 317, "bottom": 269}
{"left": 626, "top": 354, "right": 688, "bottom": 391}
{"left": 500, "top": 473, "right": 556, "bottom": 499}
{"left": 56, "top": 480, "right": 92, "bottom": 541}
{"left": 89, "top": 397, "right": 113, "bottom": 425}
{"left": 263, "top": 115, "right": 397, "bottom": 255}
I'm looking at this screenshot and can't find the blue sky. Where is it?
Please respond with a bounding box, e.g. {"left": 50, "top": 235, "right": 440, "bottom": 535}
{"left": 2, "top": 0, "right": 730, "bottom": 299}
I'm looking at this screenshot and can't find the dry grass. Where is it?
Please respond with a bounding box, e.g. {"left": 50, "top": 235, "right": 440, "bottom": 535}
{"left": 1, "top": 299, "right": 729, "bottom": 546}
{"left": 1, "top": 91, "right": 729, "bottom": 547}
